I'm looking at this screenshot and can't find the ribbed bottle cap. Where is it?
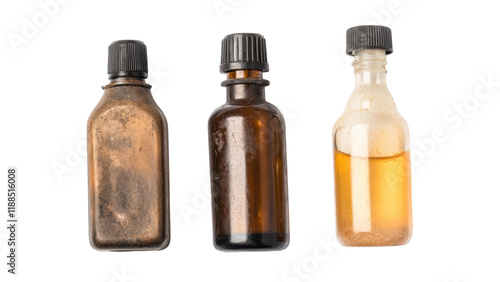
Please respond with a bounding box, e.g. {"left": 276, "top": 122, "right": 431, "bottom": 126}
{"left": 346, "top": 25, "right": 393, "bottom": 56}
{"left": 220, "top": 33, "right": 269, "bottom": 73}
{"left": 108, "top": 40, "right": 148, "bottom": 79}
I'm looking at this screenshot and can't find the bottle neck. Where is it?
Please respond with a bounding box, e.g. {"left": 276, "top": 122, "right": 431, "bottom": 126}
{"left": 345, "top": 49, "right": 396, "bottom": 112}
{"left": 225, "top": 70, "right": 266, "bottom": 102}
{"left": 103, "top": 76, "right": 150, "bottom": 89}
{"left": 353, "top": 49, "right": 387, "bottom": 87}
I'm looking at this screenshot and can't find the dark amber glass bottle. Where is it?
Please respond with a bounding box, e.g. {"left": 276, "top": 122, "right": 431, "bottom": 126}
{"left": 208, "top": 33, "right": 289, "bottom": 251}
{"left": 87, "top": 40, "right": 170, "bottom": 251}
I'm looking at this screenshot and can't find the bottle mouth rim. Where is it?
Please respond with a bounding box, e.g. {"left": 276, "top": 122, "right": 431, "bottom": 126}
{"left": 347, "top": 47, "right": 393, "bottom": 56}
{"left": 220, "top": 62, "right": 269, "bottom": 73}
{"left": 108, "top": 71, "right": 148, "bottom": 79}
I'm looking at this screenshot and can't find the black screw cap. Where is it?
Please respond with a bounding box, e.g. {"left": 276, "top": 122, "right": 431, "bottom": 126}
{"left": 220, "top": 33, "right": 269, "bottom": 73}
{"left": 346, "top": 25, "right": 393, "bottom": 56}
{"left": 108, "top": 40, "right": 148, "bottom": 79}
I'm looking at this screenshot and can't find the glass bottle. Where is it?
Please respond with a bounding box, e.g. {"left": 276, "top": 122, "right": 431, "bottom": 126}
{"left": 208, "top": 33, "right": 289, "bottom": 251}
{"left": 87, "top": 40, "right": 170, "bottom": 251}
{"left": 333, "top": 26, "right": 412, "bottom": 246}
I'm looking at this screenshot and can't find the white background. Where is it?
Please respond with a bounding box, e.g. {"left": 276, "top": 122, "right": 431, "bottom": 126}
{"left": 1, "top": 0, "right": 499, "bottom": 281}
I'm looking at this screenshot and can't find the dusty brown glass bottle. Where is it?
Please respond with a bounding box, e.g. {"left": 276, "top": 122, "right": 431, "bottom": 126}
{"left": 87, "top": 40, "right": 170, "bottom": 251}
{"left": 208, "top": 33, "right": 289, "bottom": 251}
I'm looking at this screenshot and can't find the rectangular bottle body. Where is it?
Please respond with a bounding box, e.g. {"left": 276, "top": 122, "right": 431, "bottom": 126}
{"left": 88, "top": 87, "right": 169, "bottom": 251}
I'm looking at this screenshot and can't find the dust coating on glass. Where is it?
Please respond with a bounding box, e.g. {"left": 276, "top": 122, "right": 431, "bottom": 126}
{"left": 208, "top": 70, "right": 290, "bottom": 251}
{"left": 88, "top": 77, "right": 170, "bottom": 251}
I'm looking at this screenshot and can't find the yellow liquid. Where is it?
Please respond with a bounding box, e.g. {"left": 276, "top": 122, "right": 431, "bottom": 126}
{"left": 334, "top": 150, "right": 412, "bottom": 246}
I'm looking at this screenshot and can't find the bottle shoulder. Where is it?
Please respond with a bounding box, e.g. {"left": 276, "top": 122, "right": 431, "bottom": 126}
{"left": 88, "top": 88, "right": 167, "bottom": 130}
{"left": 208, "top": 101, "right": 284, "bottom": 123}
{"left": 335, "top": 84, "right": 407, "bottom": 130}
{"left": 333, "top": 110, "right": 410, "bottom": 157}
{"left": 334, "top": 109, "right": 408, "bottom": 130}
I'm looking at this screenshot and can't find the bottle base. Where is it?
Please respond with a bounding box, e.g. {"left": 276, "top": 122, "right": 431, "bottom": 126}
{"left": 90, "top": 234, "right": 170, "bottom": 252}
{"left": 214, "top": 232, "right": 289, "bottom": 252}
{"left": 337, "top": 227, "right": 411, "bottom": 247}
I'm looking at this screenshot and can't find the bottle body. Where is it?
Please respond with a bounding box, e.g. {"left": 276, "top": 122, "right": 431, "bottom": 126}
{"left": 88, "top": 77, "right": 170, "bottom": 251}
{"left": 333, "top": 49, "right": 412, "bottom": 246}
{"left": 208, "top": 79, "right": 289, "bottom": 251}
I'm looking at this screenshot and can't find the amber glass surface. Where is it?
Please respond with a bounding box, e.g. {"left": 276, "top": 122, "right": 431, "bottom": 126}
{"left": 208, "top": 71, "right": 289, "bottom": 251}
{"left": 87, "top": 77, "right": 170, "bottom": 251}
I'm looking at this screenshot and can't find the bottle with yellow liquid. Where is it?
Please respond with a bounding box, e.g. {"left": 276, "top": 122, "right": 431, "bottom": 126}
{"left": 333, "top": 25, "right": 412, "bottom": 246}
